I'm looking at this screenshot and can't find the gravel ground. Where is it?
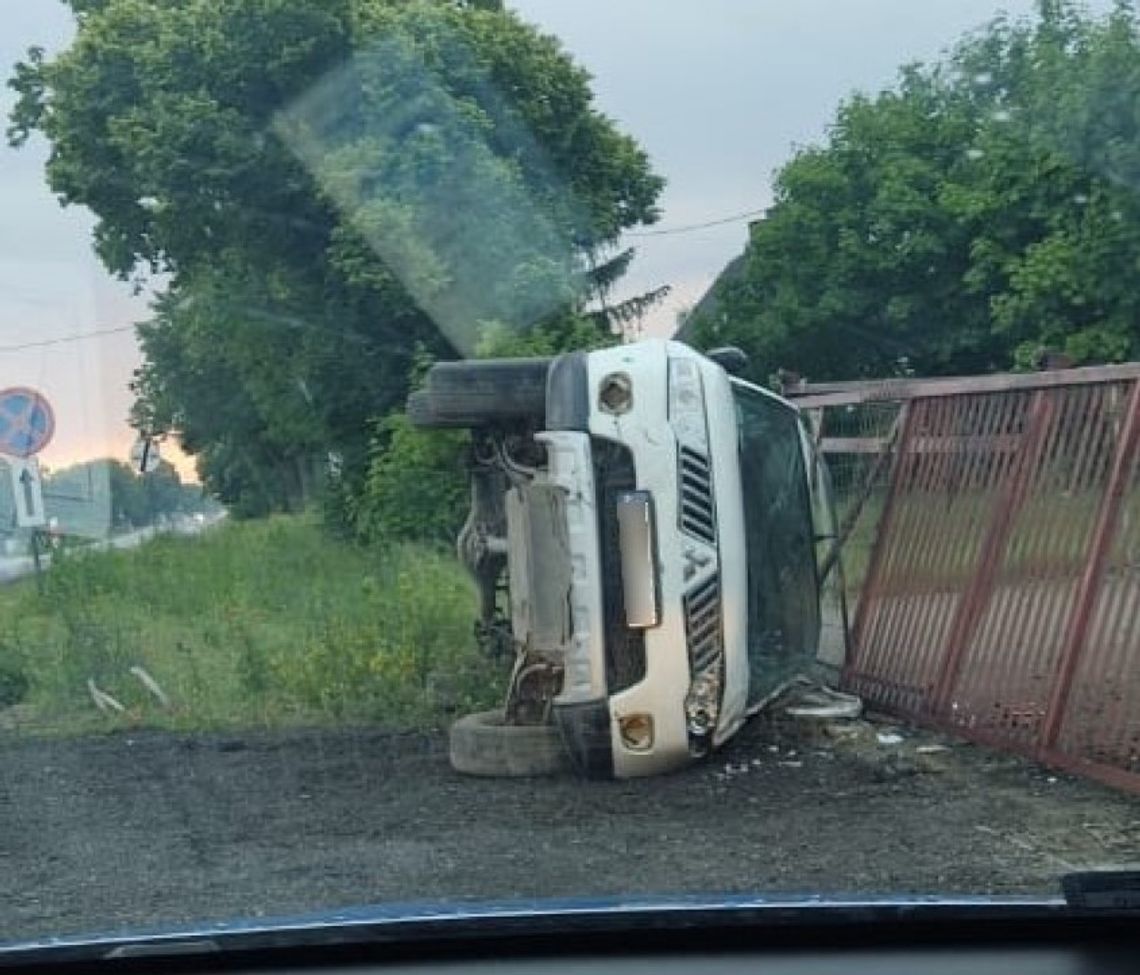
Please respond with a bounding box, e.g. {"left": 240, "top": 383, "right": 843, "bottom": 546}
{"left": 2, "top": 714, "right": 1140, "bottom": 944}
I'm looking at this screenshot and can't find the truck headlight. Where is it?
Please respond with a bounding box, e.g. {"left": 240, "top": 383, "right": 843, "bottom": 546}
{"left": 685, "top": 669, "right": 721, "bottom": 750}
{"left": 668, "top": 358, "right": 707, "bottom": 451}
{"left": 599, "top": 372, "right": 633, "bottom": 414}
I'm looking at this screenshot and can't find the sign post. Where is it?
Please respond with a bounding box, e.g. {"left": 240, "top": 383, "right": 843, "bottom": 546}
{"left": 130, "top": 437, "right": 161, "bottom": 474}
{"left": 29, "top": 515, "right": 43, "bottom": 595}
{"left": 0, "top": 387, "right": 56, "bottom": 590}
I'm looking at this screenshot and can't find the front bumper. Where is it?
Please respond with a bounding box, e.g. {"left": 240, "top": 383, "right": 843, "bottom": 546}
{"left": 546, "top": 350, "right": 701, "bottom": 777}
{"left": 542, "top": 420, "right": 695, "bottom": 778}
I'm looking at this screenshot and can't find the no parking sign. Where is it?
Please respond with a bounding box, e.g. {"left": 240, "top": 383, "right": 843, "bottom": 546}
{"left": 0, "top": 387, "right": 54, "bottom": 528}
{"left": 0, "top": 387, "right": 54, "bottom": 459}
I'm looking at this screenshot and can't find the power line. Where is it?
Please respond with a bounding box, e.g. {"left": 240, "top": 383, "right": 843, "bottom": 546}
{"left": 0, "top": 210, "right": 764, "bottom": 351}
{"left": 626, "top": 207, "right": 766, "bottom": 238}
{"left": 0, "top": 323, "right": 136, "bottom": 353}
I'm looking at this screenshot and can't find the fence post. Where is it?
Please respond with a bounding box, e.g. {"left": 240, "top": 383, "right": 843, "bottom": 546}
{"left": 844, "top": 402, "right": 916, "bottom": 682}
{"left": 931, "top": 389, "right": 1055, "bottom": 717}
{"left": 1039, "top": 378, "right": 1140, "bottom": 753}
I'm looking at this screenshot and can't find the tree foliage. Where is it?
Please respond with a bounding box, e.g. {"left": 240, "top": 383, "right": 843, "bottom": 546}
{"left": 10, "top": 0, "right": 664, "bottom": 515}
{"left": 689, "top": 1, "right": 1140, "bottom": 381}
{"left": 350, "top": 414, "right": 469, "bottom": 545}
{"left": 43, "top": 458, "right": 207, "bottom": 532}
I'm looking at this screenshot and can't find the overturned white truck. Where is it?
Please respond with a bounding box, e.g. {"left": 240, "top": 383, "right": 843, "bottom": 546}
{"left": 408, "top": 339, "right": 843, "bottom": 778}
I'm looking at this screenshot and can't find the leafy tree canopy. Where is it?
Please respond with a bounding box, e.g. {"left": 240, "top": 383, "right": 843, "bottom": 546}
{"left": 688, "top": 0, "right": 1140, "bottom": 381}
{"left": 10, "top": 0, "right": 664, "bottom": 512}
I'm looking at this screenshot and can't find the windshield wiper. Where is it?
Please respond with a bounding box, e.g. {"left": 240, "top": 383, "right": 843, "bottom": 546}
{"left": 1062, "top": 871, "right": 1140, "bottom": 911}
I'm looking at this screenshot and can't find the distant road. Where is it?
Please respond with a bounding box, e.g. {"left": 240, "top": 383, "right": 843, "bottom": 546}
{"left": 0, "top": 553, "right": 38, "bottom": 584}
{"left": 0, "top": 516, "right": 222, "bottom": 585}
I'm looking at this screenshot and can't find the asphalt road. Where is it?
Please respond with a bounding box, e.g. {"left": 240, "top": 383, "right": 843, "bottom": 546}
{"left": 2, "top": 714, "right": 1138, "bottom": 945}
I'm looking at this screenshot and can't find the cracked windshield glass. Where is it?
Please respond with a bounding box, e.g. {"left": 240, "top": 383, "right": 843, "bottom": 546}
{"left": 3, "top": 0, "right": 1140, "bottom": 946}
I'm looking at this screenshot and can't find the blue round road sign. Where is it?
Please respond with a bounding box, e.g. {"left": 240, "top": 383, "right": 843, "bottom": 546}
{"left": 0, "top": 387, "right": 55, "bottom": 458}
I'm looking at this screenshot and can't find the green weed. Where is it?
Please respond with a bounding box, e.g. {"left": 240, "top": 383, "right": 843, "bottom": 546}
{"left": 0, "top": 517, "right": 502, "bottom": 735}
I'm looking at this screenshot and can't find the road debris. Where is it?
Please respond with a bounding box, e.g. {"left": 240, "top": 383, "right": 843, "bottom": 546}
{"left": 823, "top": 720, "right": 869, "bottom": 741}
{"left": 129, "top": 666, "right": 171, "bottom": 708}
{"left": 777, "top": 679, "right": 863, "bottom": 721}
{"left": 86, "top": 679, "right": 125, "bottom": 715}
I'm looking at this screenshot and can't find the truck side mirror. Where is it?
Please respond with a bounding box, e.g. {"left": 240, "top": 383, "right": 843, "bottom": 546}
{"left": 706, "top": 347, "right": 749, "bottom": 376}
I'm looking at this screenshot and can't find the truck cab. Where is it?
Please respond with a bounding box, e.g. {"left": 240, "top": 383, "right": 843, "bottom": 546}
{"left": 409, "top": 339, "right": 834, "bottom": 778}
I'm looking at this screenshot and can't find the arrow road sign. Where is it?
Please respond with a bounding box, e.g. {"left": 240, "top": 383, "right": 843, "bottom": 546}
{"left": 20, "top": 468, "right": 36, "bottom": 519}
{"left": 7, "top": 456, "right": 45, "bottom": 528}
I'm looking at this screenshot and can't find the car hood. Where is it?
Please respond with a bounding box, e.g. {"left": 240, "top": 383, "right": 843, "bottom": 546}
{"left": 0, "top": 892, "right": 1071, "bottom": 966}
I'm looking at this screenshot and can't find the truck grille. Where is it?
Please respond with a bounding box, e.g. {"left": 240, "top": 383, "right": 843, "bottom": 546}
{"left": 679, "top": 446, "right": 716, "bottom": 544}
{"left": 684, "top": 573, "right": 722, "bottom": 674}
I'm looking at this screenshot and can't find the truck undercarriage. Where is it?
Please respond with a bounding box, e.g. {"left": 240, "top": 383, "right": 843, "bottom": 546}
{"left": 459, "top": 431, "right": 566, "bottom": 728}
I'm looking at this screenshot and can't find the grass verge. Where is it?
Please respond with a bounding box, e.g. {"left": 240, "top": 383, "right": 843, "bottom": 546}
{"left": 0, "top": 516, "right": 502, "bottom": 735}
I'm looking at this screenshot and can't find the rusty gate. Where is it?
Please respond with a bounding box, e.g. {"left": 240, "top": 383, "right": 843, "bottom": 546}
{"left": 790, "top": 364, "right": 1140, "bottom": 793}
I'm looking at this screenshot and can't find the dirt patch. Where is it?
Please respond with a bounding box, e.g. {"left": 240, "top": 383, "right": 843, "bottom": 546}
{"left": 2, "top": 715, "right": 1139, "bottom": 944}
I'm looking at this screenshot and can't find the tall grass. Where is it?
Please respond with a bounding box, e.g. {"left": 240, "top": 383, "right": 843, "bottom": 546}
{"left": 0, "top": 516, "right": 502, "bottom": 735}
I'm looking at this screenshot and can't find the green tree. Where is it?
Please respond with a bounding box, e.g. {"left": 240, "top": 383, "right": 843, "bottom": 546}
{"left": 140, "top": 460, "right": 186, "bottom": 524}
{"left": 10, "top": 0, "right": 664, "bottom": 512}
{"left": 44, "top": 458, "right": 189, "bottom": 531}
{"left": 689, "top": 1, "right": 1140, "bottom": 381}
{"left": 351, "top": 414, "right": 469, "bottom": 545}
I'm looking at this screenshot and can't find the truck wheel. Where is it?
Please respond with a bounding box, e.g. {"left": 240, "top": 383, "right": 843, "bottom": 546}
{"left": 406, "top": 390, "right": 458, "bottom": 428}
{"left": 406, "top": 358, "right": 551, "bottom": 428}
{"left": 449, "top": 710, "right": 570, "bottom": 777}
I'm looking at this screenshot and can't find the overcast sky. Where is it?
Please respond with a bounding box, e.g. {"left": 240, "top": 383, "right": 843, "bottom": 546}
{"left": 0, "top": 0, "right": 1108, "bottom": 476}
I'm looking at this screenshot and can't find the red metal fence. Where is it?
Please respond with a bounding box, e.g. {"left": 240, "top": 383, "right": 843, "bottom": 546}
{"left": 790, "top": 364, "right": 1140, "bottom": 793}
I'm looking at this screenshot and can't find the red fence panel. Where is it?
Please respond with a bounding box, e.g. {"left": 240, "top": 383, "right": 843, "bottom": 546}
{"left": 828, "top": 371, "right": 1140, "bottom": 794}
{"left": 1050, "top": 382, "right": 1140, "bottom": 786}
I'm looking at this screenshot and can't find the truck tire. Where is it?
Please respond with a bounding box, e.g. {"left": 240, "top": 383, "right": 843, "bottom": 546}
{"left": 449, "top": 710, "right": 570, "bottom": 777}
{"left": 406, "top": 358, "right": 551, "bottom": 428}
{"left": 405, "top": 390, "right": 456, "bottom": 428}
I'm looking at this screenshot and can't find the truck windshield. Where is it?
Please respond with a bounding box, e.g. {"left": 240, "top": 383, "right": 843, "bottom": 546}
{"left": 732, "top": 383, "right": 821, "bottom": 706}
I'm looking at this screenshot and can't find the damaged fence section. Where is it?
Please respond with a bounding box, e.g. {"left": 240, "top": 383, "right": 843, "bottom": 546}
{"left": 789, "top": 364, "right": 1140, "bottom": 794}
